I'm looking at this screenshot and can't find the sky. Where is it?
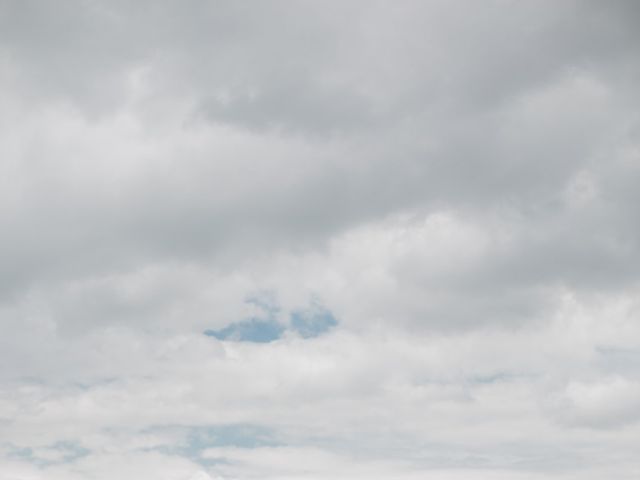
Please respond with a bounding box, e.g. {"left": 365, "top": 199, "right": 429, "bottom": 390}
{"left": 1, "top": 1, "right": 640, "bottom": 479}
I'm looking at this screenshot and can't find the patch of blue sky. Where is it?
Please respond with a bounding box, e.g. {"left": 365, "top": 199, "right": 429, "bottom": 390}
{"left": 289, "top": 304, "right": 338, "bottom": 338}
{"left": 204, "top": 291, "right": 284, "bottom": 342}
{"left": 187, "top": 424, "right": 278, "bottom": 449}
{"left": 146, "top": 424, "right": 280, "bottom": 466}
{"left": 467, "top": 372, "right": 513, "bottom": 384}
{"left": 204, "top": 294, "right": 338, "bottom": 343}
{"left": 204, "top": 317, "right": 285, "bottom": 343}
{"left": 466, "top": 372, "right": 538, "bottom": 385}
{"left": 5, "top": 442, "right": 90, "bottom": 467}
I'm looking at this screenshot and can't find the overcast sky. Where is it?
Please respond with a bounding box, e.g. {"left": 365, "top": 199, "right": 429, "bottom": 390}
{"left": 1, "top": 1, "right": 640, "bottom": 479}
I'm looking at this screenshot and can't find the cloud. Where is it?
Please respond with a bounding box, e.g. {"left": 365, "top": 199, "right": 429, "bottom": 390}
{"left": 2, "top": 1, "right": 640, "bottom": 478}
{"left": 544, "top": 376, "right": 640, "bottom": 429}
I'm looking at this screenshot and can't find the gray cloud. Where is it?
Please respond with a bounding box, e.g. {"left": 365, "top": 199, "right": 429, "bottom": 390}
{"left": 2, "top": 1, "right": 640, "bottom": 478}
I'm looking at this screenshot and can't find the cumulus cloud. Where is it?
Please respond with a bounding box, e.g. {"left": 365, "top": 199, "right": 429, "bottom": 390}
{"left": 1, "top": 0, "right": 640, "bottom": 478}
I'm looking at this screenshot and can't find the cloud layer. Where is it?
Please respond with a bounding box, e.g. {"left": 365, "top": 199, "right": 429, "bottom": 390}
{"left": 1, "top": 1, "right": 640, "bottom": 478}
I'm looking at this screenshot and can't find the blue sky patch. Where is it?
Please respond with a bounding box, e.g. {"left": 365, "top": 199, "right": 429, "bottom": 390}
{"left": 6, "top": 442, "right": 90, "bottom": 467}
{"left": 204, "top": 292, "right": 284, "bottom": 342}
{"left": 146, "top": 424, "right": 280, "bottom": 467}
{"left": 290, "top": 304, "right": 338, "bottom": 338}
{"left": 205, "top": 294, "right": 337, "bottom": 342}
{"left": 204, "top": 317, "right": 284, "bottom": 343}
